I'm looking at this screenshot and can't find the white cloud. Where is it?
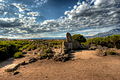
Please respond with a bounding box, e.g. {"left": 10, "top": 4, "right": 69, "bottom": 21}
{"left": 94, "top": 0, "right": 116, "bottom": 8}
{"left": 34, "top": 0, "right": 48, "bottom": 7}
{"left": 0, "top": 0, "right": 120, "bottom": 38}
{"left": 65, "top": 1, "right": 91, "bottom": 19}
{"left": 12, "top": 3, "right": 28, "bottom": 12}
{"left": 27, "top": 12, "right": 40, "bottom": 16}
{"left": 0, "top": 0, "right": 4, "bottom": 2}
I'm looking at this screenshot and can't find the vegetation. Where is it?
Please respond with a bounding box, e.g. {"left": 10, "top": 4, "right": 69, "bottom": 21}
{"left": 0, "top": 34, "right": 120, "bottom": 62}
{"left": 44, "top": 48, "right": 53, "bottom": 53}
{"left": 14, "top": 52, "right": 23, "bottom": 58}
{"left": 0, "top": 39, "right": 63, "bottom": 61}
{"left": 72, "top": 34, "right": 86, "bottom": 43}
{"left": 0, "top": 40, "right": 30, "bottom": 61}
{"left": 84, "top": 35, "right": 120, "bottom": 49}
{"left": 96, "top": 48, "right": 118, "bottom": 56}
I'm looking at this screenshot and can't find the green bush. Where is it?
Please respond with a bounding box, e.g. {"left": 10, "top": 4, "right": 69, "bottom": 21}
{"left": 19, "top": 44, "right": 30, "bottom": 51}
{"left": 72, "top": 34, "right": 86, "bottom": 43}
{"left": 26, "top": 45, "right": 37, "bottom": 51}
{"left": 106, "top": 51, "right": 117, "bottom": 55}
{"left": 44, "top": 48, "right": 53, "bottom": 53}
{"left": 14, "top": 52, "right": 23, "bottom": 58}
{"left": 84, "top": 35, "right": 120, "bottom": 49}
{"left": 39, "top": 53, "right": 53, "bottom": 59}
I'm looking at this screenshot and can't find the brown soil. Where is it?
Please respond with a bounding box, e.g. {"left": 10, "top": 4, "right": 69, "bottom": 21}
{"left": 0, "top": 50, "right": 120, "bottom": 80}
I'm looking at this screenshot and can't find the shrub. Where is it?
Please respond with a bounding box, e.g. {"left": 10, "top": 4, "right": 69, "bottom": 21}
{"left": 19, "top": 44, "right": 30, "bottom": 51}
{"left": 44, "top": 48, "right": 53, "bottom": 53}
{"left": 96, "top": 48, "right": 117, "bottom": 56}
{"left": 84, "top": 35, "right": 120, "bottom": 49}
{"left": 39, "top": 53, "right": 54, "bottom": 59}
{"left": 72, "top": 34, "right": 86, "bottom": 43}
{"left": 0, "top": 43, "right": 18, "bottom": 61}
{"left": 26, "top": 45, "right": 37, "bottom": 51}
{"left": 14, "top": 52, "right": 23, "bottom": 58}
{"left": 107, "top": 51, "right": 117, "bottom": 55}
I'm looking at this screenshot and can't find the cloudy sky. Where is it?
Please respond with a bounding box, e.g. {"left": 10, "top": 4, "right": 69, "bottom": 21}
{"left": 0, "top": 0, "right": 120, "bottom": 38}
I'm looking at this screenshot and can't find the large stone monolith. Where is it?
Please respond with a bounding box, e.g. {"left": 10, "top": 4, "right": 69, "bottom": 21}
{"left": 66, "top": 32, "right": 72, "bottom": 42}
{"left": 61, "top": 32, "right": 82, "bottom": 54}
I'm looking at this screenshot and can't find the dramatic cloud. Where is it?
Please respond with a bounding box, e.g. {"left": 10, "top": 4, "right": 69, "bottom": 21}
{"left": 34, "top": 0, "right": 48, "bottom": 6}
{"left": 0, "top": 0, "right": 120, "bottom": 38}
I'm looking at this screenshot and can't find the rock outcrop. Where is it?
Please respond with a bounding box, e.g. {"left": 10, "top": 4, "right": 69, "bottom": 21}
{"left": 4, "top": 64, "right": 20, "bottom": 72}
{"left": 62, "top": 32, "right": 82, "bottom": 54}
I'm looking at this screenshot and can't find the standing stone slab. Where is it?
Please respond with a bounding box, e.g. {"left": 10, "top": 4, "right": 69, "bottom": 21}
{"left": 61, "top": 32, "right": 82, "bottom": 54}
{"left": 66, "top": 32, "right": 72, "bottom": 42}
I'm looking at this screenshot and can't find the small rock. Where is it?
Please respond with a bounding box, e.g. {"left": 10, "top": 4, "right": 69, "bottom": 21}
{"left": 28, "top": 58, "right": 37, "bottom": 63}
{"left": 13, "top": 71, "right": 20, "bottom": 75}
{"left": 20, "top": 61, "right": 27, "bottom": 65}
{"left": 53, "top": 54, "right": 69, "bottom": 62}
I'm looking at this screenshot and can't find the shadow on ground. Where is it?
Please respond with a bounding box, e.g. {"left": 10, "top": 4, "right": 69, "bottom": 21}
{"left": 0, "top": 58, "right": 14, "bottom": 68}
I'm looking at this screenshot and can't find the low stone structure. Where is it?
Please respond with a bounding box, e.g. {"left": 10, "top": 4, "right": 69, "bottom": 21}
{"left": 62, "top": 32, "right": 82, "bottom": 54}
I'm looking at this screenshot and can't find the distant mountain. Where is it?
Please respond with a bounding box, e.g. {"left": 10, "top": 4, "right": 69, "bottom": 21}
{"left": 0, "top": 38, "right": 10, "bottom": 41}
{"left": 92, "top": 28, "right": 120, "bottom": 38}
{"left": 25, "top": 37, "right": 66, "bottom": 40}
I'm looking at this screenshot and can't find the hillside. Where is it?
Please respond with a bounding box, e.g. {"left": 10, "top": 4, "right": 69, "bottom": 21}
{"left": 92, "top": 28, "right": 120, "bottom": 37}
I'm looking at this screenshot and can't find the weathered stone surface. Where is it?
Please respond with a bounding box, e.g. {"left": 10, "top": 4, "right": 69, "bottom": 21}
{"left": 62, "top": 42, "right": 73, "bottom": 54}
{"left": 13, "top": 71, "right": 20, "bottom": 75}
{"left": 72, "top": 40, "right": 81, "bottom": 50}
{"left": 20, "top": 61, "right": 28, "bottom": 65}
{"left": 66, "top": 32, "right": 72, "bottom": 42}
{"left": 28, "top": 58, "right": 37, "bottom": 63}
{"left": 4, "top": 64, "right": 20, "bottom": 72}
{"left": 62, "top": 33, "right": 82, "bottom": 54}
{"left": 53, "top": 53, "right": 70, "bottom": 62}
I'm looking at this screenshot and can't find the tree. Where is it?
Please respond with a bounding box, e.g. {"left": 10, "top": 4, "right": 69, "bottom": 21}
{"left": 72, "top": 34, "right": 86, "bottom": 43}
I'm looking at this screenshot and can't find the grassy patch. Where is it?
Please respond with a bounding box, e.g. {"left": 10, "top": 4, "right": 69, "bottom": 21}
{"left": 14, "top": 52, "right": 24, "bottom": 58}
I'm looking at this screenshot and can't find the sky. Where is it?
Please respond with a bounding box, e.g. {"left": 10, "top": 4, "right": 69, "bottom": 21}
{"left": 0, "top": 0, "right": 120, "bottom": 38}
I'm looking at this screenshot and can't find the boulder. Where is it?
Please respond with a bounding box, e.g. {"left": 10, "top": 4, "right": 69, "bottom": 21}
{"left": 66, "top": 32, "right": 72, "bottom": 42}
{"left": 4, "top": 64, "right": 20, "bottom": 72}
{"left": 61, "top": 32, "right": 82, "bottom": 54}
{"left": 53, "top": 53, "right": 70, "bottom": 62}
{"left": 72, "top": 40, "right": 81, "bottom": 50}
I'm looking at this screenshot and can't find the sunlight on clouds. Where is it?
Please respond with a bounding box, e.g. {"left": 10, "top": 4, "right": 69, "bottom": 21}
{"left": 0, "top": 0, "right": 4, "bottom": 2}
{"left": 27, "top": 12, "right": 40, "bottom": 17}
{"left": 0, "top": 0, "right": 120, "bottom": 38}
{"left": 12, "top": 3, "right": 28, "bottom": 12}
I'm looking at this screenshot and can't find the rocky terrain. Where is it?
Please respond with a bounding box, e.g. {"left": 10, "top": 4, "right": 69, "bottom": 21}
{"left": 0, "top": 33, "right": 120, "bottom": 80}
{"left": 0, "top": 50, "right": 120, "bottom": 80}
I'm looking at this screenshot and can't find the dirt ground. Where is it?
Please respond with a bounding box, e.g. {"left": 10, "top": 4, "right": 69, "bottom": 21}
{"left": 0, "top": 50, "right": 120, "bottom": 80}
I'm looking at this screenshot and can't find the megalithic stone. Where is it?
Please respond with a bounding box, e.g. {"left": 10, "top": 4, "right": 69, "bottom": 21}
{"left": 66, "top": 32, "right": 72, "bottom": 42}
